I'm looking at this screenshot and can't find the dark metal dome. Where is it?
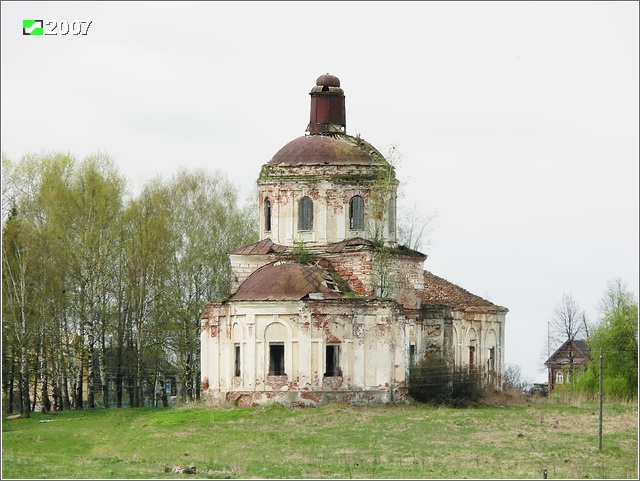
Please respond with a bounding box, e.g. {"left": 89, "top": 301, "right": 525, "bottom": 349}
{"left": 316, "top": 73, "right": 340, "bottom": 87}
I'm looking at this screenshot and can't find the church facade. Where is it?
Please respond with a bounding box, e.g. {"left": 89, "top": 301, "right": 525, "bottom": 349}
{"left": 200, "top": 74, "right": 508, "bottom": 407}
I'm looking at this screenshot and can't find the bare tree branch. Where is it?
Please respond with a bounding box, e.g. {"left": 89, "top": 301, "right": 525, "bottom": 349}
{"left": 550, "top": 293, "right": 587, "bottom": 347}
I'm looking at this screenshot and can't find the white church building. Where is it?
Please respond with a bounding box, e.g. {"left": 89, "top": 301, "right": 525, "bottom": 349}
{"left": 200, "top": 74, "right": 508, "bottom": 407}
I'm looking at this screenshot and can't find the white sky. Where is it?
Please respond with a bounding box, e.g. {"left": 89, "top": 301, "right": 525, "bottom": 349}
{"left": 2, "top": 1, "right": 638, "bottom": 383}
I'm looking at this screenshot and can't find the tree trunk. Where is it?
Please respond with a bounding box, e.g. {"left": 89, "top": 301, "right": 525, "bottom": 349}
{"left": 125, "top": 371, "right": 133, "bottom": 407}
{"left": 87, "top": 331, "right": 95, "bottom": 409}
{"left": 116, "top": 362, "right": 123, "bottom": 408}
{"left": 99, "top": 354, "right": 109, "bottom": 409}
{"left": 31, "top": 351, "right": 39, "bottom": 412}
{"left": 7, "top": 359, "right": 16, "bottom": 414}
{"left": 41, "top": 369, "right": 51, "bottom": 413}
{"left": 20, "top": 351, "right": 30, "bottom": 417}
{"left": 76, "top": 354, "right": 84, "bottom": 410}
{"left": 160, "top": 374, "right": 169, "bottom": 407}
{"left": 61, "top": 364, "right": 71, "bottom": 411}
{"left": 52, "top": 381, "right": 61, "bottom": 411}
{"left": 185, "top": 354, "right": 193, "bottom": 403}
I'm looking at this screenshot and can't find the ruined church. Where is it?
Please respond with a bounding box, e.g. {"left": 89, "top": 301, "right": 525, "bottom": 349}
{"left": 200, "top": 74, "right": 508, "bottom": 407}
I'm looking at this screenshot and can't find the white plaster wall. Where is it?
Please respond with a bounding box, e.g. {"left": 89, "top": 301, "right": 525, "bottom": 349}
{"left": 450, "top": 309, "right": 507, "bottom": 386}
{"left": 200, "top": 299, "right": 408, "bottom": 401}
{"left": 258, "top": 175, "right": 397, "bottom": 247}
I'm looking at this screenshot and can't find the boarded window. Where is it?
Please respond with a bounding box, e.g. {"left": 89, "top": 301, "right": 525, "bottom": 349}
{"left": 388, "top": 197, "right": 396, "bottom": 235}
{"left": 269, "top": 343, "right": 285, "bottom": 376}
{"left": 325, "top": 345, "right": 340, "bottom": 377}
{"left": 349, "top": 195, "right": 365, "bottom": 230}
{"left": 298, "top": 196, "right": 314, "bottom": 230}
{"left": 264, "top": 198, "right": 272, "bottom": 232}
{"left": 234, "top": 344, "right": 241, "bottom": 377}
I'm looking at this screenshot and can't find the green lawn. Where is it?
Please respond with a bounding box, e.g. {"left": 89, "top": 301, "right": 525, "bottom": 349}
{"left": 2, "top": 396, "right": 637, "bottom": 479}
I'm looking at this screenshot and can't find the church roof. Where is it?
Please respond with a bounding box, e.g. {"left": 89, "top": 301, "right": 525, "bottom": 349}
{"left": 232, "top": 238, "right": 287, "bottom": 255}
{"left": 267, "top": 134, "right": 385, "bottom": 166}
{"left": 230, "top": 261, "right": 342, "bottom": 301}
{"left": 422, "top": 271, "right": 508, "bottom": 311}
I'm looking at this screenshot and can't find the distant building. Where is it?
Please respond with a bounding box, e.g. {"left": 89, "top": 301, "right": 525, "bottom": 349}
{"left": 545, "top": 339, "right": 591, "bottom": 391}
{"left": 200, "top": 74, "right": 508, "bottom": 407}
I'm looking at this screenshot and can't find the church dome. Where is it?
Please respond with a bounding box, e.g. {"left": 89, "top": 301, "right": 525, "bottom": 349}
{"left": 230, "top": 262, "right": 342, "bottom": 301}
{"left": 267, "top": 134, "right": 383, "bottom": 166}
{"left": 316, "top": 73, "right": 340, "bottom": 87}
{"left": 257, "top": 74, "right": 398, "bottom": 247}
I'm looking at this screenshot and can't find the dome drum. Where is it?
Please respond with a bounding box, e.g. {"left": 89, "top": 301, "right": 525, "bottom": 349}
{"left": 308, "top": 73, "right": 346, "bottom": 134}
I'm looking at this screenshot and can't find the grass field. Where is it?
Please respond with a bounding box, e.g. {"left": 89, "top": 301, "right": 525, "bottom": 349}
{"left": 2, "top": 394, "right": 638, "bottom": 479}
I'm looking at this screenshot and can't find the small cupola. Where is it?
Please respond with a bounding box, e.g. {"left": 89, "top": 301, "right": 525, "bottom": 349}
{"left": 306, "top": 73, "right": 346, "bottom": 135}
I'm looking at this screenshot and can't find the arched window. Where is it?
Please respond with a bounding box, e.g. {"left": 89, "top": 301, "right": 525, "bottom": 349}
{"left": 298, "top": 196, "right": 314, "bottom": 230}
{"left": 349, "top": 195, "right": 365, "bottom": 230}
{"left": 556, "top": 371, "right": 564, "bottom": 384}
{"left": 264, "top": 198, "right": 272, "bottom": 232}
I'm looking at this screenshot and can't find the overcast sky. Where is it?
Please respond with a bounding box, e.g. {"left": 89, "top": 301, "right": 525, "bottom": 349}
{"left": 2, "top": 1, "right": 638, "bottom": 383}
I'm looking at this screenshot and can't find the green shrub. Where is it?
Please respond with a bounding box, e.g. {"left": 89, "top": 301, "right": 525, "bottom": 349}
{"left": 409, "top": 357, "right": 488, "bottom": 407}
{"left": 604, "top": 375, "right": 632, "bottom": 399}
{"left": 451, "top": 367, "right": 485, "bottom": 407}
{"left": 408, "top": 354, "right": 451, "bottom": 404}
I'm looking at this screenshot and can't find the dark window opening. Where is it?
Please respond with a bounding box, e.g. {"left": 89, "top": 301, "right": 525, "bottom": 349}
{"left": 469, "top": 346, "right": 475, "bottom": 369}
{"left": 325, "top": 345, "right": 340, "bottom": 377}
{"left": 298, "top": 196, "right": 314, "bottom": 230}
{"left": 487, "top": 347, "right": 495, "bottom": 373}
{"left": 234, "top": 344, "right": 241, "bottom": 377}
{"left": 323, "top": 274, "right": 339, "bottom": 292}
{"left": 264, "top": 198, "right": 272, "bottom": 232}
{"left": 269, "top": 343, "right": 285, "bottom": 376}
{"left": 409, "top": 344, "right": 416, "bottom": 367}
{"left": 349, "top": 195, "right": 365, "bottom": 230}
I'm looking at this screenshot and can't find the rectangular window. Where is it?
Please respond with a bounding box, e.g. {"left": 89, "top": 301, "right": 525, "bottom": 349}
{"left": 264, "top": 199, "right": 272, "bottom": 232}
{"left": 269, "top": 343, "right": 285, "bottom": 376}
{"left": 349, "top": 196, "right": 365, "bottom": 230}
{"left": 298, "top": 196, "right": 314, "bottom": 231}
{"left": 388, "top": 197, "right": 396, "bottom": 235}
{"left": 325, "top": 345, "right": 340, "bottom": 377}
{"left": 487, "top": 347, "right": 495, "bottom": 372}
{"left": 409, "top": 344, "right": 416, "bottom": 367}
{"left": 469, "top": 346, "right": 475, "bottom": 369}
{"left": 234, "top": 344, "right": 241, "bottom": 377}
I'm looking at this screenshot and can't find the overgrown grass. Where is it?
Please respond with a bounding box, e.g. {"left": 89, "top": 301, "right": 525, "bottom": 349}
{"left": 2, "top": 396, "right": 638, "bottom": 479}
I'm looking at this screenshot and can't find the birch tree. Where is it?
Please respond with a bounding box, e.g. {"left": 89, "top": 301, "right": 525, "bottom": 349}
{"left": 164, "top": 169, "right": 257, "bottom": 402}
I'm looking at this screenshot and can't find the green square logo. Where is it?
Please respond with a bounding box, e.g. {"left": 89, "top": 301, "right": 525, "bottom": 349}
{"left": 23, "top": 20, "right": 43, "bottom": 35}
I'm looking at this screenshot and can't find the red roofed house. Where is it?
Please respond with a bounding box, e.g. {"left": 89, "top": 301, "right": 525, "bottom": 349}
{"left": 200, "top": 74, "right": 508, "bottom": 407}
{"left": 545, "top": 339, "right": 591, "bottom": 391}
